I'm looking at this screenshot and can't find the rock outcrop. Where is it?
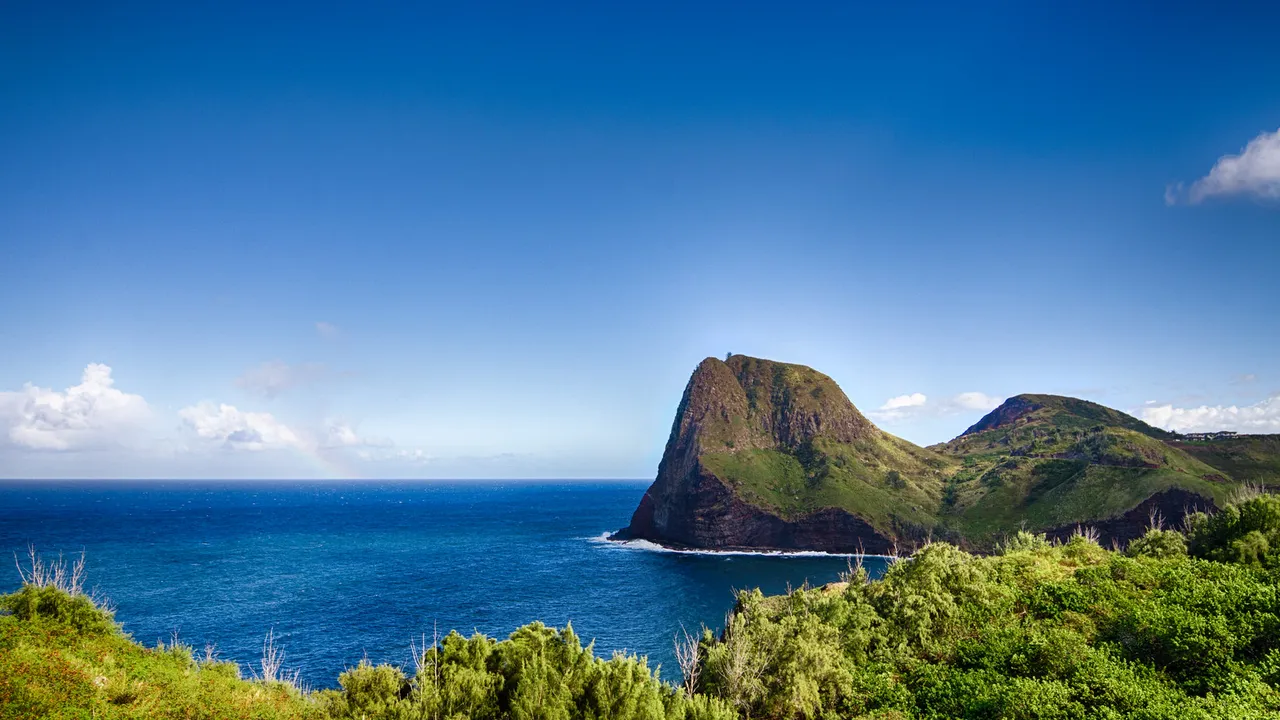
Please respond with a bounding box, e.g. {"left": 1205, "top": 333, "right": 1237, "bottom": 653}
{"left": 612, "top": 355, "right": 912, "bottom": 553}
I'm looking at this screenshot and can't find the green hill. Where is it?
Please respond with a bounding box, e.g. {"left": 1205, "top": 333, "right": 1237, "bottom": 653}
{"left": 616, "top": 356, "right": 1280, "bottom": 552}
{"left": 933, "top": 393, "right": 1239, "bottom": 544}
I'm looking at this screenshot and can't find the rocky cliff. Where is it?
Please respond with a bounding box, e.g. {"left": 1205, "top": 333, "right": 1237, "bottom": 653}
{"left": 612, "top": 355, "right": 936, "bottom": 553}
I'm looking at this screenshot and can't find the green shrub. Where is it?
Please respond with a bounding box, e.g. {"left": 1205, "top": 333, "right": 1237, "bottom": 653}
{"left": 315, "top": 660, "right": 413, "bottom": 719}
{"left": 999, "top": 531, "right": 1051, "bottom": 555}
{"left": 1127, "top": 528, "right": 1188, "bottom": 559}
{"left": 0, "top": 584, "right": 117, "bottom": 635}
{"left": 1186, "top": 494, "right": 1280, "bottom": 569}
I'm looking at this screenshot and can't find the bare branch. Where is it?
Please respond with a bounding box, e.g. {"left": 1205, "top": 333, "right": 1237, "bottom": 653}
{"left": 674, "top": 624, "right": 701, "bottom": 696}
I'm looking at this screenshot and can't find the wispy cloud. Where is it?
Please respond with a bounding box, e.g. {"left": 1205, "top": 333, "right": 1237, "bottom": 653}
{"left": 235, "top": 360, "right": 327, "bottom": 399}
{"left": 1140, "top": 394, "right": 1280, "bottom": 434}
{"left": 1168, "top": 127, "right": 1280, "bottom": 205}
{"left": 952, "top": 392, "right": 1002, "bottom": 411}
{"left": 315, "top": 321, "right": 340, "bottom": 339}
{"left": 0, "top": 364, "right": 152, "bottom": 450}
{"left": 880, "top": 393, "right": 927, "bottom": 410}
{"left": 868, "top": 391, "right": 1003, "bottom": 424}
{"left": 322, "top": 420, "right": 392, "bottom": 450}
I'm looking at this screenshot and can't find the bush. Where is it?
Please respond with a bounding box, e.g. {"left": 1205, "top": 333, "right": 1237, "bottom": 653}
{"left": 0, "top": 584, "right": 117, "bottom": 635}
{"left": 315, "top": 661, "right": 412, "bottom": 720}
{"left": 317, "top": 622, "right": 736, "bottom": 720}
{"left": 1000, "top": 531, "right": 1051, "bottom": 555}
{"left": 1187, "top": 494, "right": 1280, "bottom": 569}
{"left": 1127, "top": 529, "right": 1188, "bottom": 559}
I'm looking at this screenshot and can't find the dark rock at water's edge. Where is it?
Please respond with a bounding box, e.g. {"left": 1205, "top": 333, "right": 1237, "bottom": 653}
{"left": 610, "top": 473, "right": 899, "bottom": 555}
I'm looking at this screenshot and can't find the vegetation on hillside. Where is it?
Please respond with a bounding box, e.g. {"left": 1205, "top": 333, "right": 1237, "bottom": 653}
{"left": 687, "top": 356, "right": 953, "bottom": 542}
{"left": 6, "top": 495, "right": 1280, "bottom": 719}
{"left": 929, "top": 394, "right": 1273, "bottom": 544}
{"left": 1174, "top": 435, "right": 1280, "bottom": 482}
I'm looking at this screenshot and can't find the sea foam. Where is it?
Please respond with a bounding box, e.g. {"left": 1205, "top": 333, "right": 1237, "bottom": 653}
{"left": 587, "top": 531, "right": 895, "bottom": 559}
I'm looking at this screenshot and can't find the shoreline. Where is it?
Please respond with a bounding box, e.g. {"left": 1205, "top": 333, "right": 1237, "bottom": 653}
{"left": 594, "top": 531, "right": 899, "bottom": 559}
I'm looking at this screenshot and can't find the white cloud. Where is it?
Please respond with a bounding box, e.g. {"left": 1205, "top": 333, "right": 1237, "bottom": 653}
{"left": 178, "top": 402, "right": 305, "bottom": 451}
{"left": 235, "top": 360, "right": 326, "bottom": 398}
{"left": 1140, "top": 394, "right": 1280, "bottom": 434}
{"left": 315, "top": 321, "right": 340, "bottom": 339}
{"left": 0, "top": 364, "right": 151, "bottom": 450}
{"left": 868, "top": 390, "right": 1004, "bottom": 425}
{"left": 879, "top": 393, "right": 927, "bottom": 410}
{"left": 1173, "top": 127, "right": 1280, "bottom": 204}
{"left": 952, "top": 392, "right": 1002, "bottom": 411}
{"left": 177, "top": 404, "right": 415, "bottom": 463}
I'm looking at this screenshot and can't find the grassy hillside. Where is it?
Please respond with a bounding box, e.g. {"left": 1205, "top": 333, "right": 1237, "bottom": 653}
{"left": 0, "top": 555, "right": 318, "bottom": 720}
{"left": 700, "top": 434, "right": 952, "bottom": 534}
{"left": 1172, "top": 435, "right": 1280, "bottom": 486}
{"left": 932, "top": 397, "right": 1242, "bottom": 542}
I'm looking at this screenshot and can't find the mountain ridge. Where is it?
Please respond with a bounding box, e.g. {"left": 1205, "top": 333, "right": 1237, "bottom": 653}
{"left": 614, "top": 354, "right": 1278, "bottom": 552}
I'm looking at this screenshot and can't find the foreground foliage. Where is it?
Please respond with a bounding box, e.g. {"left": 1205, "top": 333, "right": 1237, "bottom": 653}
{"left": 5, "top": 496, "right": 1280, "bottom": 719}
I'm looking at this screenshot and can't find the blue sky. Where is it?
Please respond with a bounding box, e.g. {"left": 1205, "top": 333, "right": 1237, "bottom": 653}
{"left": 2, "top": 1, "right": 1278, "bottom": 479}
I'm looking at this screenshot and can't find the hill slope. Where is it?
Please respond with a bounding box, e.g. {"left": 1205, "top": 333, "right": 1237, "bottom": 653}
{"left": 616, "top": 356, "right": 1279, "bottom": 552}
{"left": 614, "top": 355, "right": 952, "bottom": 553}
{"left": 933, "top": 393, "right": 1240, "bottom": 544}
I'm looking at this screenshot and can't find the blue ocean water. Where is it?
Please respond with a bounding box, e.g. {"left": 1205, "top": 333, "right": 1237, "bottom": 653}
{"left": 0, "top": 480, "right": 888, "bottom": 688}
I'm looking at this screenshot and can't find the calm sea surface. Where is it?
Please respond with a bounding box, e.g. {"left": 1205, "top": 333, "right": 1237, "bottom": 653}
{"left": 0, "top": 480, "right": 888, "bottom": 688}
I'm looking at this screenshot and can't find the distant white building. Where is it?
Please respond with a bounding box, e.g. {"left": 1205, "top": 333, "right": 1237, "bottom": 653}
{"left": 1180, "top": 431, "right": 1239, "bottom": 441}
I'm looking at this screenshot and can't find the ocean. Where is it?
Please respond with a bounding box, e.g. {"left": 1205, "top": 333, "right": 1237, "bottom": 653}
{"left": 0, "top": 480, "right": 889, "bottom": 688}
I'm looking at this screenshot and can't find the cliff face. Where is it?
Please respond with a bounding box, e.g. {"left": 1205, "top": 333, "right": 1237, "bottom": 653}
{"left": 615, "top": 355, "right": 908, "bottom": 553}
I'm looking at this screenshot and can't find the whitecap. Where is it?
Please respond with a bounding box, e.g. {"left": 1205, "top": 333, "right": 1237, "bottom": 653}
{"left": 586, "top": 532, "right": 895, "bottom": 559}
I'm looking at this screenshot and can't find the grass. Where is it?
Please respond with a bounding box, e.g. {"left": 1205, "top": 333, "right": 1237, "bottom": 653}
{"left": 699, "top": 428, "right": 952, "bottom": 537}
{"left": 1173, "top": 435, "right": 1280, "bottom": 485}
{"left": 0, "top": 550, "right": 317, "bottom": 720}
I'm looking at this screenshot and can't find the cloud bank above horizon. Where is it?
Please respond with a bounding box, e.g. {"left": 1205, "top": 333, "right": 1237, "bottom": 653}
{"left": 1141, "top": 395, "right": 1280, "bottom": 434}
{"left": 0, "top": 362, "right": 430, "bottom": 478}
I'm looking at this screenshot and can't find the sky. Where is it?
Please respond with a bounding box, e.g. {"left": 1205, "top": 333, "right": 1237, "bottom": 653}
{"left": 1, "top": 1, "right": 1278, "bottom": 479}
